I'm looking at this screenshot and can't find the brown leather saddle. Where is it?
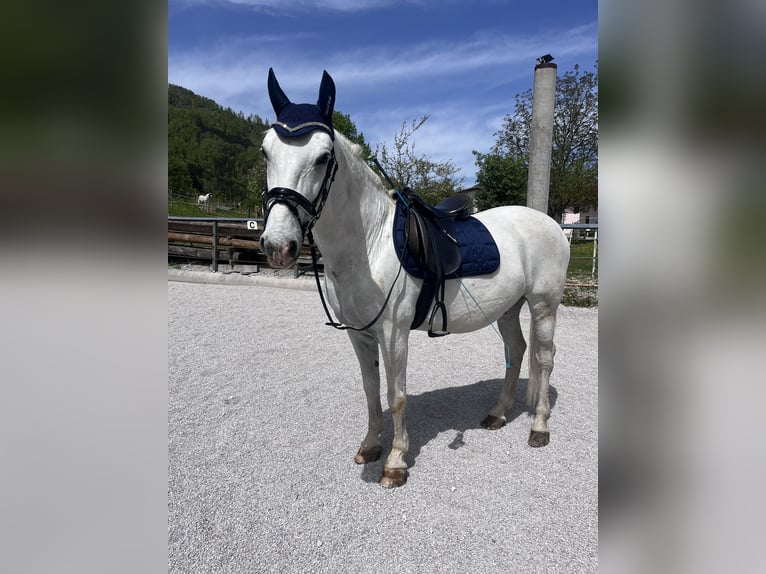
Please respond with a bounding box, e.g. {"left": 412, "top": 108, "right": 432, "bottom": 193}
{"left": 404, "top": 192, "right": 473, "bottom": 336}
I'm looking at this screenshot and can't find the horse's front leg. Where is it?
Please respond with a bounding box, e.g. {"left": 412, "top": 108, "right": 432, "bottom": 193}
{"left": 347, "top": 330, "right": 384, "bottom": 464}
{"left": 377, "top": 327, "right": 410, "bottom": 488}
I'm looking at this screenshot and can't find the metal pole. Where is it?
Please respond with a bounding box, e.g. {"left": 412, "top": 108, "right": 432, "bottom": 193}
{"left": 527, "top": 60, "right": 557, "bottom": 214}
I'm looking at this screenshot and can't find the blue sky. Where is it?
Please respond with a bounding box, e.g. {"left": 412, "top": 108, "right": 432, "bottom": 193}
{"left": 169, "top": 0, "right": 597, "bottom": 186}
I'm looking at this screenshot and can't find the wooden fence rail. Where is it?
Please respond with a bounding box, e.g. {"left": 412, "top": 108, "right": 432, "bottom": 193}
{"left": 168, "top": 216, "right": 265, "bottom": 272}
{"left": 168, "top": 216, "right": 318, "bottom": 276}
{"left": 168, "top": 217, "right": 597, "bottom": 288}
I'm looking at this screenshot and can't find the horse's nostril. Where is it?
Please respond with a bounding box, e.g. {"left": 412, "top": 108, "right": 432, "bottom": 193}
{"left": 288, "top": 240, "right": 299, "bottom": 257}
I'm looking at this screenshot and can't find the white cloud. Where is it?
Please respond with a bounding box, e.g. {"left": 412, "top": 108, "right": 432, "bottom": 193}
{"left": 169, "top": 18, "right": 597, "bottom": 183}
{"left": 170, "top": 21, "right": 596, "bottom": 104}
{"left": 172, "top": 0, "right": 425, "bottom": 12}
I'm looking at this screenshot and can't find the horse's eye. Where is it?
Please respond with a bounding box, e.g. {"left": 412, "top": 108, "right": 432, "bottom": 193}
{"left": 261, "top": 147, "right": 269, "bottom": 162}
{"left": 315, "top": 153, "right": 331, "bottom": 167}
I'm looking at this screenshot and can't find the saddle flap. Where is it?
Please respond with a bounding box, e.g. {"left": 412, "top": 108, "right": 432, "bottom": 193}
{"left": 405, "top": 208, "right": 461, "bottom": 276}
{"left": 406, "top": 210, "right": 426, "bottom": 264}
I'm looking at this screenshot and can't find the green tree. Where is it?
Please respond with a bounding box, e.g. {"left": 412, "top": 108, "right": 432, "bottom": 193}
{"left": 246, "top": 160, "right": 266, "bottom": 217}
{"left": 471, "top": 152, "right": 527, "bottom": 211}
{"left": 475, "top": 62, "right": 598, "bottom": 218}
{"left": 168, "top": 84, "right": 269, "bottom": 211}
{"left": 374, "top": 115, "right": 463, "bottom": 205}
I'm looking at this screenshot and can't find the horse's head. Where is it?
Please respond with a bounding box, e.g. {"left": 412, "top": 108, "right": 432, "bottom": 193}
{"left": 259, "top": 68, "right": 337, "bottom": 268}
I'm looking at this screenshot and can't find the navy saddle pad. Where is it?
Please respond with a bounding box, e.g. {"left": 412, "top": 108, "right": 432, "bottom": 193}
{"left": 392, "top": 201, "right": 500, "bottom": 279}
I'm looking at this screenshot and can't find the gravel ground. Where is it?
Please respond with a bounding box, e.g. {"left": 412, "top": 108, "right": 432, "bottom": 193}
{"left": 168, "top": 276, "right": 598, "bottom": 573}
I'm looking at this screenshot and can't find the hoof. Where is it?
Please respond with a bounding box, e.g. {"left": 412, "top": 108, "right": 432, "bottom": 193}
{"left": 481, "top": 414, "right": 506, "bottom": 430}
{"left": 380, "top": 467, "right": 408, "bottom": 488}
{"left": 528, "top": 430, "right": 550, "bottom": 447}
{"left": 354, "top": 446, "right": 382, "bottom": 464}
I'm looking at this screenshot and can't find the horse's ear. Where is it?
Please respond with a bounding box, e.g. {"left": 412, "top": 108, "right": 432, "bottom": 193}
{"left": 268, "top": 67, "right": 291, "bottom": 115}
{"left": 317, "top": 70, "right": 335, "bottom": 120}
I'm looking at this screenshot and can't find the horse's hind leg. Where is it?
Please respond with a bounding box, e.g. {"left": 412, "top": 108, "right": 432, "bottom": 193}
{"left": 526, "top": 295, "right": 559, "bottom": 447}
{"left": 481, "top": 298, "right": 527, "bottom": 430}
{"left": 347, "top": 330, "right": 384, "bottom": 464}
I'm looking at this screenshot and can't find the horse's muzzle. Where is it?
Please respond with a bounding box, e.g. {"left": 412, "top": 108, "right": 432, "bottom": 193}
{"left": 260, "top": 237, "right": 300, "bottom": 268}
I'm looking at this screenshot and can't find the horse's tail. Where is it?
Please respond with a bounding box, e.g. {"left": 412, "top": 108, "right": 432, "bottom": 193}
{"left": 526, "top": 320, "right": 539, "bottom": 408}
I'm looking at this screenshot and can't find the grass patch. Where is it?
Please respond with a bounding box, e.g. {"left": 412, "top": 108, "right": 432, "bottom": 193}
{"left": 563, "top": 282, "right": 598, "bottom": 307}
{"left": 168, "top": 199, "right": 255, "bottom": 219}
{"left": 564, "top": 239, "right": 598, "bottom": 307}
{"left": 567, "top": 239, "right": 598, "bottom": 276}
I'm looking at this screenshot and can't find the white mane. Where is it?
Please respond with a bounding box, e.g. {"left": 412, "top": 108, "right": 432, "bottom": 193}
{"left": 333, "top": 131, "right": 392, "bottom": 202}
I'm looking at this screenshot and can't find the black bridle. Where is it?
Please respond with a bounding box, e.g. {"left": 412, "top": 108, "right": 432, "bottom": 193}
{"left": 261, "top": 146, "right": 407, "bottom": 333}
{"left": 262, "top": 148, "right": 338, "bottom": 240}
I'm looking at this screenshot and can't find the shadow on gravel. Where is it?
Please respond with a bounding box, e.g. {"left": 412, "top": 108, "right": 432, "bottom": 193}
{"left": 360, "top": 378, "right": 558, "bottom": 483}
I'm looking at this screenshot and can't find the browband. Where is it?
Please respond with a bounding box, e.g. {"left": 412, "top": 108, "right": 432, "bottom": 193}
{"left": 271, "top": 121, "right": 334, "bottom": 138}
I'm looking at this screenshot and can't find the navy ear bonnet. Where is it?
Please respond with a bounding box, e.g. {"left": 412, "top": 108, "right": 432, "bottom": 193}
{"left": 268, "top": 68, "right": 335, "bottom": 140}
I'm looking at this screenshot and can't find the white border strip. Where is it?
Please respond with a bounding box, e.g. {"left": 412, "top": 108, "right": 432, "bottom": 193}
{"left": 168, "top": 269, "right": 318, "bottom": 292}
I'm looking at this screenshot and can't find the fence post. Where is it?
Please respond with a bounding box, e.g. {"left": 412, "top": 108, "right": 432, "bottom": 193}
{"left": 591, "top": 229, "right": 598, "bottom": 279}
{"left": 211, "top": 221, "right": 219, "bottom": 272}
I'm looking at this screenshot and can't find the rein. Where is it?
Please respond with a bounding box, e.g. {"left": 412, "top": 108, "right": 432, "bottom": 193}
{"left": 308, "top": 229, "right": 406, "bottom": 333}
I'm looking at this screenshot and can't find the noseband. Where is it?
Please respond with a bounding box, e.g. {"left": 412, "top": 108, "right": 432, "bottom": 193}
{"left": 262, "top": 148, "right": 338, "bottom": 240}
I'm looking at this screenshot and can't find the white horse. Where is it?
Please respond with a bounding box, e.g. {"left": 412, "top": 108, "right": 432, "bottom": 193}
{"left": 197, "top": 193, "right": 212, "bottom": 207}
{"left": 259, "top": 69, "right": 570, "bottom": 488}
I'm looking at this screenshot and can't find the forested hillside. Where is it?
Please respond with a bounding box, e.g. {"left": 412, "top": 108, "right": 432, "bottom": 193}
{"left": 168, "top": 84, "right": 268, "bottom": 210}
